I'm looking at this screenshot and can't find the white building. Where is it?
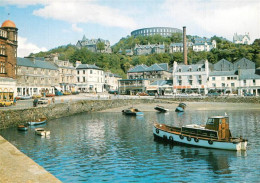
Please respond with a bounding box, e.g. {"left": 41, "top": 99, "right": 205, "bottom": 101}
{"left": 233, "top": 33, "right": 250, "bottom": 45}
{"left": 76, "top": 61, "right": 104, "bottom": 93}
{"left": 192, "top": 38, "right": 216, "bottom": 52}
{"left": 104, "top": 72, "right": 121, "bottom": 91}
{"left": 172, "top": 60, "right": 209, "bottom": 94}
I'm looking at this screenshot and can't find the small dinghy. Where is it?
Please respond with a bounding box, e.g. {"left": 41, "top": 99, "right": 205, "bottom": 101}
{"left": 28, "top": 118, "right": 47, "bottom": 126}
{"left": 35, "top": 128, "right": 50, "bottom": 136}
{"left": 122, "top": 107, "right": 144, "bottom": 116}
{"left": 175, "top": 103, "right": 187, "bottom": 112}
{"left": 154, "top": 105, "right": 169, "bottom": 113}
{"left": 17, "top": 125, "right": 28, "bottom": 131}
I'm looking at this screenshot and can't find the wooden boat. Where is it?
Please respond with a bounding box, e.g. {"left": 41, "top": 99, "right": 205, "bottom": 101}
{"left": 154, "top": 105, "right": 169, "bottom": 112}
{"left": 28, "top": 118, "right": 47, "bottom": 126}
{"left": 17, "top": 125, "right": 28, "bottom": 131}
{"left": 153, "top": 115, "right": 247, "bottom": 151}
{"left": 35, "top": 128, "right": 50, "bottom": 136}
{"left": 122, "top": 107, "right": 144, "bottom": 116}
{"left": 175, "top": 103, "right": 187, "bottom": 112}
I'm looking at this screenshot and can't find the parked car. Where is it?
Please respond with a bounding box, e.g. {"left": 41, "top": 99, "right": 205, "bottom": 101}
{"left": 207, "top": 92, "right": 220, "bottom": 97}
{"left": 108, "top": 90, "right": 118, "bottom": 94}
{"left": 136, "top": 92, "right": 149, "bottom": 96}
{"left": 244, "top": 93, "right": 254, "bottom": 96}
{"left": 0, "top": 100, "right": 13, "bottom": 107}
{"left": 38, "top": 98, "right": 49, "bottom": 104}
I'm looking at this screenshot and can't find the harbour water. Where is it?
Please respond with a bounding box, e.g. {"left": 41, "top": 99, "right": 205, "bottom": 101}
{"left": 0, "top": 106, "right": 260, "bottom": 182}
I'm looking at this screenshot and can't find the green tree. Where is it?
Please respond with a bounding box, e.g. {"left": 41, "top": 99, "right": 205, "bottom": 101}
{"left": 96, "top": 41, "right": 105, "bottom": 53}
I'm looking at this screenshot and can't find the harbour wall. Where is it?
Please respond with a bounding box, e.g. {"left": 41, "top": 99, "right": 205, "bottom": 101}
{"left": 1, "top": 97, "right": 260, "bottom": 129}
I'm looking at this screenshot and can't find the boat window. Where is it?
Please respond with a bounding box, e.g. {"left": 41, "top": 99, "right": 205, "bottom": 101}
{"left": 207, "top": 118, "right": 214, "bottom": 125}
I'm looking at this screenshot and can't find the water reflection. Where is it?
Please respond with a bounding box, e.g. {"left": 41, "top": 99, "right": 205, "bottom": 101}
{"left": 0, "top": 109, "right": 259, "bottom": 183}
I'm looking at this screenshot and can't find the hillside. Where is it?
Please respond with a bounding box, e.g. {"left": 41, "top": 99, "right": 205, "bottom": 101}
{"left": 30, "top": 36, "right": 260, "bottom": 78}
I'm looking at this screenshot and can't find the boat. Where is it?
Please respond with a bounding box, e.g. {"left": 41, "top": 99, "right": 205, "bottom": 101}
{"left": 28, "top": 118, "right": 47, "bottom": 126}
{"left": 175, "top": 103, "right": 187, "bottom": 112}
{"left": 122, "top": 107, "right": 144, "bottom": 116}
{"left": 154, "top": 105, "right": 169, "bottom": 112}
{"left": 17, "top": 125, "right": 28, "bottom": 131}
{"left": 153, "top": 115, "right": 247, "bottom": 151}
{"left": 35, "top": 128, "right": 50, "bottom": 136}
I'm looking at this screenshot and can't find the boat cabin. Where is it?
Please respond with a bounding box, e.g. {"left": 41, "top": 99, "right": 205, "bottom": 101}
{"left": 180, "top": 116, "right": 231, "bottom": 141}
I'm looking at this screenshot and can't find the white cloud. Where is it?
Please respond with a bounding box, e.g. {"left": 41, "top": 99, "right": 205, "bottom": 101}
{"left": 32, "top": 1, "right": 137, "bottom": 29}
{"left": 18, "top": 36, "right": 47, "bottom": 57}
{"left": 162, "top": 0, "right": 260, "bottom": 42}
{"left": 71, "top": 24, "right": 83, "bottom": 33}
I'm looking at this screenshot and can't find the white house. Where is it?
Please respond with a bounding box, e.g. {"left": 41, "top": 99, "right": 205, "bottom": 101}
{"left": 76, "top": 61, "right": 104, "bottom": 93}
{"left": 233, "top": 33, "right": 250, "bottom": 45}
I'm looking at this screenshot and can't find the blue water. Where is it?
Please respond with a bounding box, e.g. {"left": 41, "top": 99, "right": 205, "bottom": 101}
{"left": 1, "top": 108, "right": 260, "bottom": 182}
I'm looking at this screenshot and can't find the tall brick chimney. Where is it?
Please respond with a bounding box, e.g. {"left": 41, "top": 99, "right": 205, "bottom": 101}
{"left": 183, "top": 26, "right": 187, "bottom": 65}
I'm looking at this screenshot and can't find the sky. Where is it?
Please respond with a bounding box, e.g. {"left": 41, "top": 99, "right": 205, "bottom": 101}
{"left": 0, "top": 0, "right": 259, "bottom": 57}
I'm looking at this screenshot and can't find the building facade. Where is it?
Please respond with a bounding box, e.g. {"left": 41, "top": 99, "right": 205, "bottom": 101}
{"left": 233, "top": 33, "right": 250, "bottom": 44}
{"left": 0, "top": 20, "right": 18, "bottom": 101}
{"left": 104, "top": 71, "right": 121, "bottom": 91}
{"left": 172, "top": 60, "right": 209, "bottom": 94}
{"left": 134, "top": 43, "right": 165, "bottom": 55}
{"left": 128, "top": 63, "right": 171, "bottom": 83}
{"left": 45, "top": 54, "right": 76, "bottom": 92}
{"left": 16, "top": 57, "right": 59, "bottom": 96}
{"left": 131, "top": 27, "right": 182, "bottom": 37}
{"left": 118, "top": 79, "right": 149, "bottom": 95}
{"left": 76, "top": 61, "right": 104, "bottom": 93}
{"left": 76, "top": 35, "right": 112, "bottom": 53}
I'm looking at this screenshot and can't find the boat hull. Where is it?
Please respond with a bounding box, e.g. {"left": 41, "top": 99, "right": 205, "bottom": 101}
{"left": 175, "top": 107, "right": 184, "bottom": 112}
{"left": 35, "top": 128, "right": 50, "bottom": 136}
{"left": 153, "top": 125, "right": 247, "bottom": 151}
{"left": 28, "top": 118, "right": 47, "bottom": 126}
{"left": 17, "top": 126, "right": 28, "bottom": 131}
{"left": 154, "top": 107, "right": 168, "bottom": 113}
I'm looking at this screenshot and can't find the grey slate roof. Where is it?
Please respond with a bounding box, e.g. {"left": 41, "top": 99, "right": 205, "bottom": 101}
{"left": 146, "top": 64, "right": 165, "bottom": 72}
{"left": 209, "top": 70, "right": 237, "bottom": 76}
{"left": 239, "top": 69, "right": 260, "bottom": 79}
{"left": 233, "top": 58, "right": 255, "bottom": 70}
{"left": 128, "top": 65, "right": 149, "bottom": 73}
{"left": 76, "top": 64, "right": 102, "bottom": 70}
{"left": 213, "top": 59, "right": 233, "bottom": 71}
{"left": 17, "top": 57, "right": 58, "bottom": 70}
{"left": 150, "top": 80, "right": 172, "bottom": 86}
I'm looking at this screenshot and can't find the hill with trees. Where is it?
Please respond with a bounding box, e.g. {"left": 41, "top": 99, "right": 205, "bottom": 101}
{"left": 30, "top": 35, "right": 260, "bottom": 78}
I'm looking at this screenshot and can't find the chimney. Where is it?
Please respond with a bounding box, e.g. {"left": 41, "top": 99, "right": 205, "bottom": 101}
{"left": 183, "top": 26, "right": 188, "bottom": 65}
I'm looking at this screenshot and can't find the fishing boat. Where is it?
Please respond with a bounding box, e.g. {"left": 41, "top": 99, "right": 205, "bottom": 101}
{"left": 28, "top": 118, "right": 47, "bottom": 126}
{"left": 153, "top": 115, "right": 247, "bottom": 151}
{"left": 17, "top": 125, "right": 28, "bottom": 131}
{"left": 122, "top": 107, "right": 143, "bottom": 116}
{"left": 175, "top": 103, "right": 187, "bottom": 112}
{"left": 35, "top": 128, "right": 50, "bottom": 136}
{"left": 154, "top": 105, "right": 169, "bottom": 113}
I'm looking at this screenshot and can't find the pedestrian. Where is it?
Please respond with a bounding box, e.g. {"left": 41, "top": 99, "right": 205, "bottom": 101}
{"left": 13, "top": 98, "right": 16, "bottom": 106}
{"left": 33, "top": 98, "right": 38, "bottom": 107}
{"left": 52, "top": 97, "right": 55, "bottom": 104}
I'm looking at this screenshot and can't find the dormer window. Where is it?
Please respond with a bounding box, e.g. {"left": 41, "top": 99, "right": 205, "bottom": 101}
{"left": 188, "top": 68, "right": 192, "bottom": 72}
{"left": 197, "top": 67, "right": 201, "bottom": 71}
{"left": 178, "top": 68, "right": 182, "bottom": 72}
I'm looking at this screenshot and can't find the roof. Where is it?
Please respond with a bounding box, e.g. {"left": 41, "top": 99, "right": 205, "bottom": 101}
{"left": 233, "top": 57, "right": 255, "bottom": 70}
{"left": 1, "top": 20, "right": 16, "bottom": 28}
{"left": 213, "top": 59, "right": 233, "bottom": 71}
{"left": 76, "top": 64, "right": 102, "bottom": 70}
{"left": 150, "top": 80, "right": 172, "bottom": 86}
{"left": 146, "top": 64, "right": 165, "bottom": 72}
{"left": 128, "top": 64, "right": 149, "bottom": 73}
{"left": 239, "top": 69, "right": 260, "bottom": 79}
{"left": 209, "top": 70, "right": 237, "bottom": 76}
{"left": 17, "top": 57, "right": 58, "bottom": 70}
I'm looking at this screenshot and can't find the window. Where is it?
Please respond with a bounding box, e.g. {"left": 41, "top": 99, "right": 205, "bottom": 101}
{"left": 222, "top": 83, "right": 225, "bottom": 87}
{"left": 244, "top": 80, "right": 246, "bottom": 85}
{"left": 212, "top": 77, "right": 215, "bottom": 81}
{"left": 90, "top": 70, "right": 93, "bottom": 74}
{"left": 178, "top": 68, "right": 182, "bottom": 72}
{"left": 83, "top": 70, "right": 85, "bottom": 74}
{"left": 77, "top": 70, "right": 79, "bottom": 75}
{"left": 178, "top": 81, "right": 182, "bottom": 86}
{"left": 198, "top": 80, "right": 202, "bottom": 85}
{"left": 253, "top": 79, "right": 256, "bottom": 85}
{"left": 189, "top": 80, "right": 193, "bottom": 85}
{"left": 212, "top": 83, "right": 216, "bottom": 87}
{"left": 197, "top": 68, "right": 201, "bottom": 71}
{"left": 83, "top": 77, "right": 85, "bottom": 82}
{"left": 77, "top": 77, "right": 80, "bottom": 82}
{"left": 231, "top": 83, "right": 235, "bottom": 87}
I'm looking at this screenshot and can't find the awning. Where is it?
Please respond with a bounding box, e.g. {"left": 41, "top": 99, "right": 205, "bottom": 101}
{"left": 54, "top": 86, "right": 62, "bottom": 91}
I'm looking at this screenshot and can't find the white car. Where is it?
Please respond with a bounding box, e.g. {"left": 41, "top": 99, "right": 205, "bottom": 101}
{"left": 38, "top": 98, "right": 49, "bottom": 104}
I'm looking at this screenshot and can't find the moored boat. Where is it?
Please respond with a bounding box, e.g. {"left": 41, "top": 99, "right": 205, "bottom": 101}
{"left": 154, "top": 105, "right": 169, "bottom": 113}
{"left": 28, "top": 117, "right": 47, "bottom": 126}
{"left": 35, "top": 128, "right": 50, "bottom": 136}
{"left": 17, "top": 125, "right": 28, "bottom": 131}
{"left": 153, "top": 115, "right": 247, "bottom": 151}
{"left": 122, "top": 107, "right": 143, "bottom": 116}
{"left": 175, "top": 103, "right": 186, "bottom": 112}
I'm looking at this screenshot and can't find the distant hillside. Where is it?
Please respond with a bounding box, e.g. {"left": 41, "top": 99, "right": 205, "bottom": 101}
{"left": 30, "top": 36, "right": 260, "bottom": 77}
